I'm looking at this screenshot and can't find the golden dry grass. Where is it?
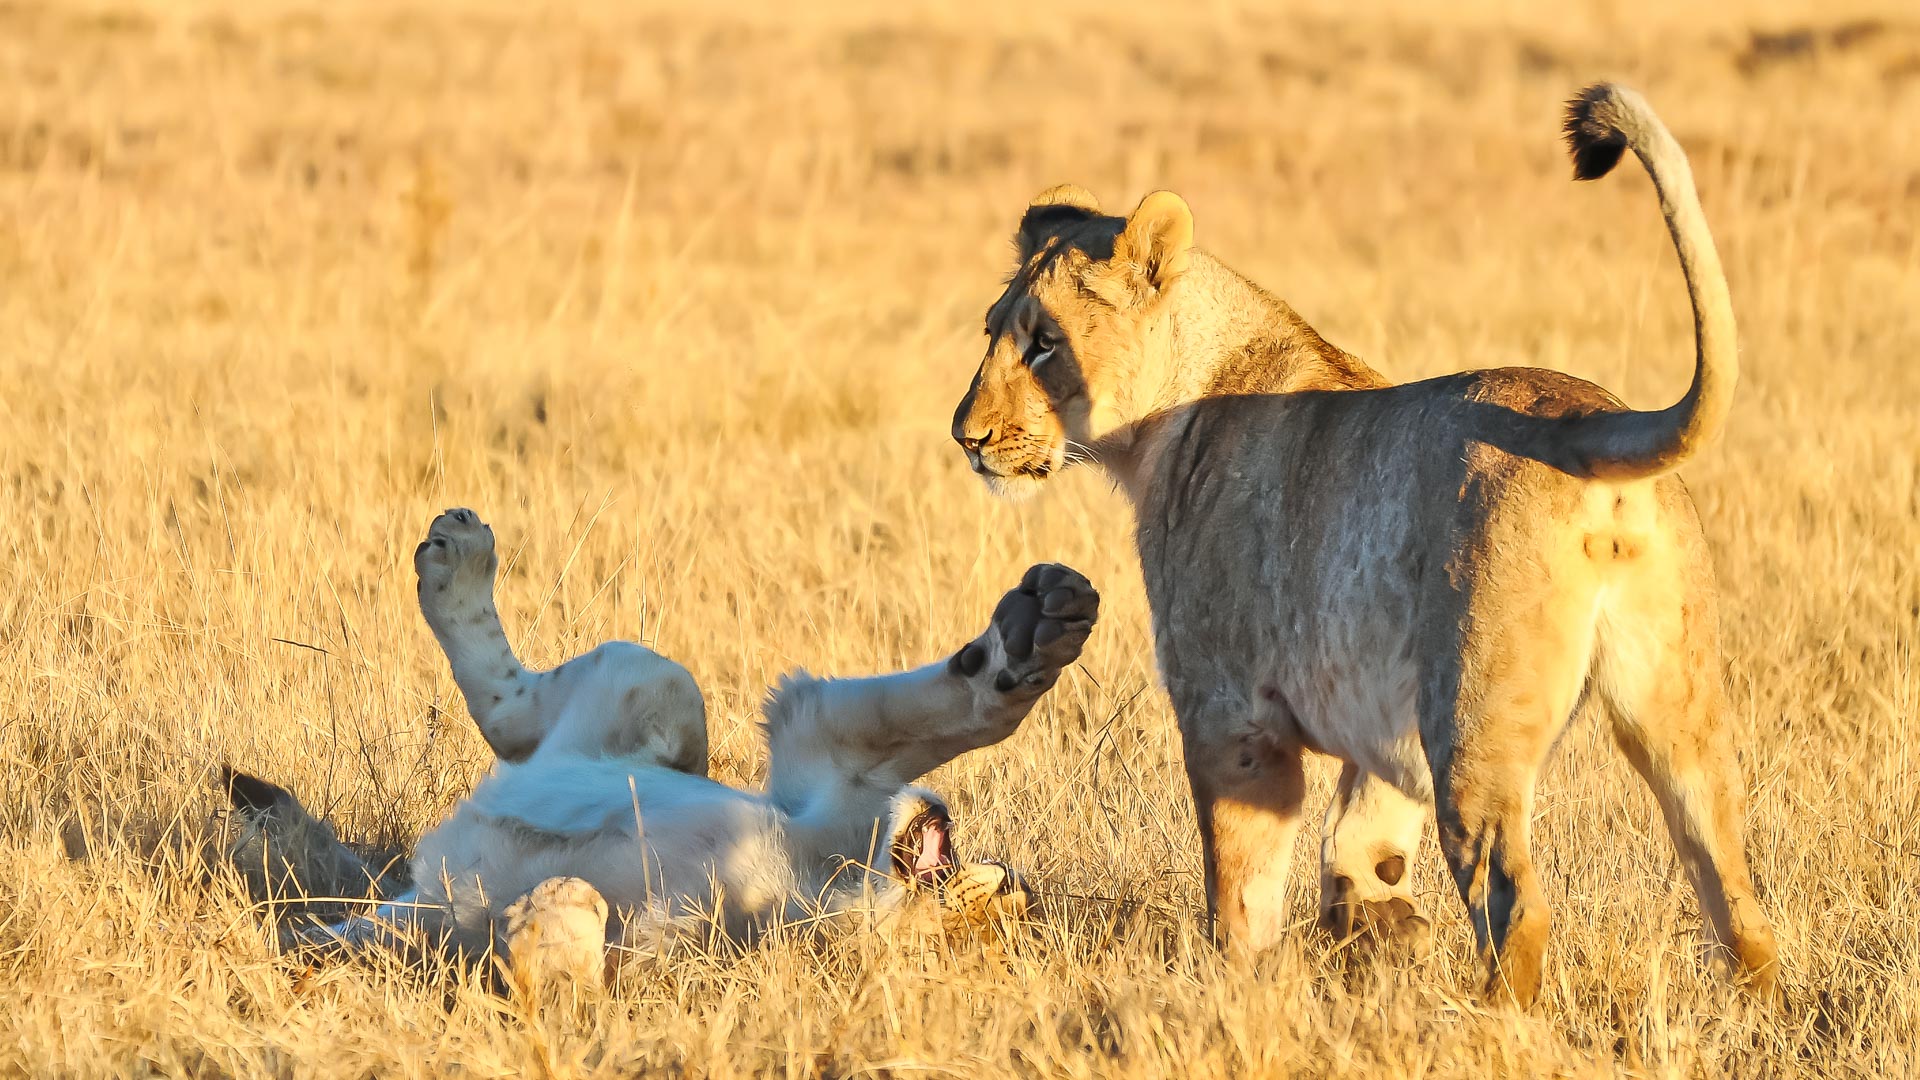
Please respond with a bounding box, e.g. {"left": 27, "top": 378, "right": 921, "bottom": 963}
{"left": 3, "top": 0, "right": 1918, "bottom": 1075}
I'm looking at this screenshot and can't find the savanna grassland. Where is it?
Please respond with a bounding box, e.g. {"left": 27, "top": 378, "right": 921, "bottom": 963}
{"left": 2, "top": 0, "right": 1917, "bottom": 1075}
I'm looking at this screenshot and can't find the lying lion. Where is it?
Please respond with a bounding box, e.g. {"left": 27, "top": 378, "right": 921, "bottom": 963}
{"left": 221, "top": 509, "right": 1098, "bottom": 994}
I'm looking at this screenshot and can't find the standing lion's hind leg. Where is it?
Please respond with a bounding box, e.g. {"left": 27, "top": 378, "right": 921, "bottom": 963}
{"left": 1420, "top": 605, "right": 1593, "bottom": 1007}
{"left": 1594, "top": 582, "right": 1780, "bottom": 996}
{"left": 1427, "top": 750, "right": 1554, "bottom": 1007}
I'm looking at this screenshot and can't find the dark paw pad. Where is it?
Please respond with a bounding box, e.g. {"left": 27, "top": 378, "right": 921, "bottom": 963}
{"left": 948, "top": 641, "right": 987, "bottom": 677}
{"left": 961, "top": 564, "right": 1100, "bottom": 694}
{"left": 990, "top": 587, "right": 1042, "bottom": 661}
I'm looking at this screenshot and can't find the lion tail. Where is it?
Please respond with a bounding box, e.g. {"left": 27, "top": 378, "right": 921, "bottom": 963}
{"left": 1557, "top": 82, "right": 1736, "bottom": 481}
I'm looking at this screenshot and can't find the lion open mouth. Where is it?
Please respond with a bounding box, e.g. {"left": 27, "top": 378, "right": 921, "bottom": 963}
{"left": 902, "top": 814, "right": 956, "bottom": 883}
{"left": 912, "top": 819, "right": 955, "bottom": 885}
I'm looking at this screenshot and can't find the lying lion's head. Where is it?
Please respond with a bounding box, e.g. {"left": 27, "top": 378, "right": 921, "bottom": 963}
{"left": 951, "top": 185, "right": 1194, "bottom": 498}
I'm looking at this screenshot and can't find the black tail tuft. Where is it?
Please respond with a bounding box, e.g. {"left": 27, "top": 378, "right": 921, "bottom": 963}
{"left": 221, "top": 765, "right": 293, "bottom": 814}
{"left": 1564, "top": 83, "right": 1629, "bottom": 181}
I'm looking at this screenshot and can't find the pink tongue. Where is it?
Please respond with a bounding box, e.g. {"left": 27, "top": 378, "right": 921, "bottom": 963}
{"left": 913, "top": 825, "right": 950, "bottom": 882}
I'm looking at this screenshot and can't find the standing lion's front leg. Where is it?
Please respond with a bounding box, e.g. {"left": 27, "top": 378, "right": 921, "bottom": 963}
{"left": 1178, "top": 715, "right": 1307, "bottom": 957}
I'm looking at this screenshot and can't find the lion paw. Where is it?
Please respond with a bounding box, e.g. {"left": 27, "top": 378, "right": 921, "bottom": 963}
{"left": 504, "top": 876, "right": 610, "bottom": 999}
{"left": 948, "top": 563, "right": 1098, "bottom": 709}
{"left": 415, "top": 508, "right": 497, "bottom": 612}
{"left": 1321, "top": 884, "right": 1434, "bottom": 961}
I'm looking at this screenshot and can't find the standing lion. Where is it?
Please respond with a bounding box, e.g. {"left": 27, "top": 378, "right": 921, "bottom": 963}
{"left": 948, "top": 83, "right": 1777, "bottom": 1006}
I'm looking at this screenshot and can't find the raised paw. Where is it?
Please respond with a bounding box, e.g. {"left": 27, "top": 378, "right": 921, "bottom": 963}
{"left": 504, "top": 876, "right": 610, "bottom": 1000}
{"left": 414, "top": 508, "right": 498, "bottom": 600}
{"left": 948, "top": 564, "right": 1099, "bottom": 705}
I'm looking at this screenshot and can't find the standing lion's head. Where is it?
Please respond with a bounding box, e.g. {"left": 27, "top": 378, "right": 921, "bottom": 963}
{"left": 951, "top": 185, "right": 1194, "bottom": 497}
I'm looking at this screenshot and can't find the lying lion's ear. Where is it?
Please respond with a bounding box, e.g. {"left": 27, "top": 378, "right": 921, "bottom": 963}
{"left": 1015, "top": 184, "right": 1102, "bottom": 260}
{"left": 1116, "top": 190, "right": 1192, "bottom": 294}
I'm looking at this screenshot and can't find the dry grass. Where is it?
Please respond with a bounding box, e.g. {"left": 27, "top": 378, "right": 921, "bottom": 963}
{"left": 2, "top": 0, "right": 1917, "bottom": 1075}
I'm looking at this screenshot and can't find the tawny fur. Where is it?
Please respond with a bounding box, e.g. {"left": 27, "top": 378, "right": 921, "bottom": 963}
{"left": 950, "top": 83, "right": 1777, "bottom": 1006}
{"left": 222, "top": 510, "right": 1094, "bottom": 986}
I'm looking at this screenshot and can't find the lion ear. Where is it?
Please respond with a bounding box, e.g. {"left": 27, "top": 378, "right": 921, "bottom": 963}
{"left": 1030, "top": 184, "right": 1101, "bottom": 213}
{"left": 1015, "top": 184, "right": 1102, "bottom": 260}
{"left": 1115, "top": 190, "right": 1192, "bottom": 294}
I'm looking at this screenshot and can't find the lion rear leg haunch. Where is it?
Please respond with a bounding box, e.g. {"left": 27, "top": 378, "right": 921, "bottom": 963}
{"left": 1417, "top": 550, "right": 1598, "bottom": 1007}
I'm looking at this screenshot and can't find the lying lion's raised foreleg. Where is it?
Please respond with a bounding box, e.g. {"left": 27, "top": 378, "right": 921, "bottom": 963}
{"left": 414, "top": 509, "right": 707, "bottom": 773}
{"left": 763, "top": 563, "right": 1098, "bottom": 807}
{"left": 414, "top": 508, "right": 550, "bottom": 761}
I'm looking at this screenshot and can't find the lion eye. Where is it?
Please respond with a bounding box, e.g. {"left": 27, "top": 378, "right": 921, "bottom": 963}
{"left": 1024, "top": 332, "right": 1057, "bottom": 368}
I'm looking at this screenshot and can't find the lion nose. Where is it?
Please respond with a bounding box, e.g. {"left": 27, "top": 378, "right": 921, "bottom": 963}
{"left": 956, "top": 428, "right": 992, "bottom": 454}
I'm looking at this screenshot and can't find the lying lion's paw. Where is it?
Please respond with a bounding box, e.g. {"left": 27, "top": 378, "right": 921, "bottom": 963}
{"left": 414, "top": 508, "right": 498, "bottom": 600}
{"left": 949, "top": 564, "right": 1099, "bottom": 704}
{"left": 940, "top": 859, "right": 1034, "bottom": 934}
{"left": 504, "top": 876, "right": 609, "bottom": 999}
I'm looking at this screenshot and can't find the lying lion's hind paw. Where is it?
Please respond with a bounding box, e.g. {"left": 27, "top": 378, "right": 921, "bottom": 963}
{"left": 504, "top": 876, "right": 611, "bottom": 1001}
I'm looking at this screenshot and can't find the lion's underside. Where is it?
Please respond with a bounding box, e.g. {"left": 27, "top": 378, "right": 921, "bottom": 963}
{"left": 409, "top": 757, "right": 809, "bottom": 951}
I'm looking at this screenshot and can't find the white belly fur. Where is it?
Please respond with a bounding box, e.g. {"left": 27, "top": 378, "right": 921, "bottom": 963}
{"left": 409, "top": 756, "right": 798, "bottom": 935}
